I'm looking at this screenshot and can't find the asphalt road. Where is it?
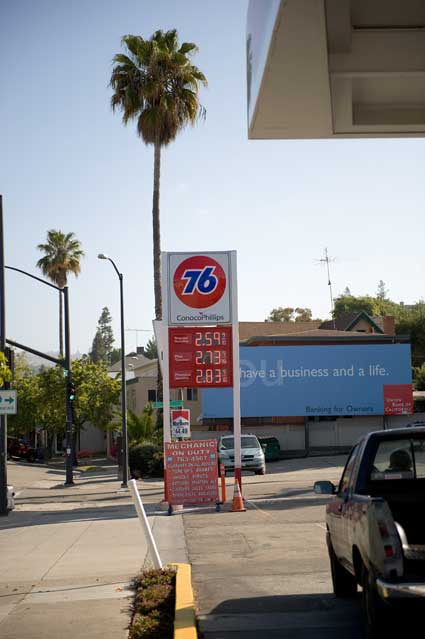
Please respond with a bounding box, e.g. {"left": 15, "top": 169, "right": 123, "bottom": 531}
{"left": 183, "top": 455, "right": 366, "bottom": 639}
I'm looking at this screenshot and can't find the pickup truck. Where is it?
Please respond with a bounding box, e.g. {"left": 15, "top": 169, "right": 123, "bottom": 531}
{"left": 314, "top": 426, "right": 425, "bottom": 638}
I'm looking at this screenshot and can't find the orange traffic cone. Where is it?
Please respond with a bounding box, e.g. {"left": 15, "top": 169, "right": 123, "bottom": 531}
{"left": 231, "top": 478, "right": 246, "bottom": 512}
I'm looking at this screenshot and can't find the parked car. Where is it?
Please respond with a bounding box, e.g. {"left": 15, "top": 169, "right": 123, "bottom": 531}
{"left": 7, "top": 437, "right": 37, "bottom": 463}
{"left": 258, "top": 436, "right": 281, "bottom": 462}
{"left": 314, "top": 426, "right": 425, "bottom": 638}
{"left": 218, "top": 434, "right": 266, "bottom": 475}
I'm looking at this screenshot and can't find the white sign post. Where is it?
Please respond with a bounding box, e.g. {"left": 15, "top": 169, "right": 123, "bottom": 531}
{"left": 0, "top": 390, "right": 17, "bottom": 414}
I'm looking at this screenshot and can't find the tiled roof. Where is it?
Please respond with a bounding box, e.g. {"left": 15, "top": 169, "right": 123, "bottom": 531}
{"left": 320, "top": 312, "right": 385, "bottom": 332}
{"left": 238, "top": 321, "right": 323, "bottom": 341}
{"left": 108, "top": 353, "right": 151, "bottom": 372}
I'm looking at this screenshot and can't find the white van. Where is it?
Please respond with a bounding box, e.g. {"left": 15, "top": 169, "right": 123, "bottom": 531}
{"left": 218, "top": 435, "right": 266, "bottom": 475}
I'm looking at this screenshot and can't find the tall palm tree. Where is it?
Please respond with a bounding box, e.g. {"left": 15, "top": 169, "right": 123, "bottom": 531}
{"left": 110, "top": 30, "right": 207, "bottom": 321}
{"left": 36, "top": 230, "right": 84, "bottom": 356}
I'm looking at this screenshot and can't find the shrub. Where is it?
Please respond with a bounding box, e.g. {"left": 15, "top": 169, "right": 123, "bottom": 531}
{"left": 129, "top": 442, "right": 163, "bottom": 478}
{"left": 129, "top": 568, "right": 175, "bottom": 639}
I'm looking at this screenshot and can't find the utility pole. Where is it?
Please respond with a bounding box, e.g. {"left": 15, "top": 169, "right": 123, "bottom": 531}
{"left": 319, "top": 248, "right": 336, "bottom": 328}
{"left": 0, "top": 195, "right": 7, "bottom": 515}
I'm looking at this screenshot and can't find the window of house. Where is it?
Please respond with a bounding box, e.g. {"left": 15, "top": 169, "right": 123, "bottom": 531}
{"left": 187, "top": 388, "right": 198, "bottom": 402}
{"left": 148, "top": 389, "right": 157, "bottom": 402}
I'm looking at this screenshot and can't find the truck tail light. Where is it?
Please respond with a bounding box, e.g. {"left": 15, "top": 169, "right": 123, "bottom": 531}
{"left": 384, "top": 545, "right": 395, "bottom": 558}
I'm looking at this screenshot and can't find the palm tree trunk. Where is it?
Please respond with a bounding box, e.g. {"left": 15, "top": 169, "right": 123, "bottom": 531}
{"left": 59, "top": 289, "right": 64, "bottom": 357}
{"left": 152, "top": 141, "right": 162, "bottom": 321}
{"left": 152, "top": 141, "right": 163, "bottom": 416}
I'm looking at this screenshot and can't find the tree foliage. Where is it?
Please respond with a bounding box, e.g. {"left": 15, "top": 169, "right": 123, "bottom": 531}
{"left": 127, "top": 404, "right": 158, "bottom": 444}
{"left": 110, "top": 30, "right": 207, "bottom": 148}
{"left": 36, "top": 230, "right": 84, "bottom": 355}
{"left": 9, "top": 358, "right": 121, "bottom": 437}
{"left": 376, "top": 280, "right": 388, "bottom": 300}
{"left": 0, "top": 351, "right": 12, "bottom": 387}
{"left": 144, "top": 337, "right": 158, "bottom": 360}
{"left": 36, "top": 230, "right": 84, "bottom": 288}
{"left": 90, "top": 306, "right": 115, "bottom": 364}
{"left": 266, "top": 307, "right": 319, "bottom": 323}
{"left": 333, "top": 294, "right": 400, "bottom": 319}
{"left": 334, "top": 289, "right": 425, "bottom": 367}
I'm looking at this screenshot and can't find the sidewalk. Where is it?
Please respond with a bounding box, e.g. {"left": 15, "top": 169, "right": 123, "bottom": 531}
{"left": 0, "top": 461, "right": 187, "bottom": 639}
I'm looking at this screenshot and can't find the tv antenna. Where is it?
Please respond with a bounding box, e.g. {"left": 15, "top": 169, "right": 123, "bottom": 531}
{"left": 125, "top": 328, "right": 152, "bottom": 351}
{"left": 318, "top": 248, "right": 336, "bottom": 328}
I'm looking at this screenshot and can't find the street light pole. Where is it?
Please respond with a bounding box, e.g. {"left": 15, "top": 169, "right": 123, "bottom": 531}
{"left": 98, "top": 254, "right": 128, "bottom": 487}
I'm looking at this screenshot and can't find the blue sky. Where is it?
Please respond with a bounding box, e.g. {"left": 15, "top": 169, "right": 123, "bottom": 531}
{"left": 1, "top": 0, "right": 424, "bottom": 356}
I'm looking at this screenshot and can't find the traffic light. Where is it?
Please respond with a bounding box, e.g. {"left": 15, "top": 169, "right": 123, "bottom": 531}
{"left": 67, "top": 381, "right": 76, "bottom": 403}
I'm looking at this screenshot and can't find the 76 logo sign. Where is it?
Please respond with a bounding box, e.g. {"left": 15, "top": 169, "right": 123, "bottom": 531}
{"left": 173, "top": 255, "right": 227, "bottom": 309}
{"left": 182, "top": 266, "right": 218, "bottom": 295}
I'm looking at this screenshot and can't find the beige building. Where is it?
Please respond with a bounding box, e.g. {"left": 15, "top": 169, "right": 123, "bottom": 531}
{"left": 125, "top": 357, "right": 202, "bottom": 427}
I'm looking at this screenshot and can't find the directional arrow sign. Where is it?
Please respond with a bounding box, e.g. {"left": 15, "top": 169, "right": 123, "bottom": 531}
{"left": 0, "top": 390, "right": 17, "bottom": 414}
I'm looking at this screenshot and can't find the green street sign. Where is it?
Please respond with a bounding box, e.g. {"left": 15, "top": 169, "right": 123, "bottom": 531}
{"left": 0, "top": 390, "right": 17, "bottom": 414}
{"left": 152, "top": 400, "right": 184, "bottom": 409}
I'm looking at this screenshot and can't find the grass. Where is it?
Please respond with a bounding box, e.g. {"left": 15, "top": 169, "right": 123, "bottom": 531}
{"left": 129, "top": 568, "right": 176, "bottom": 639}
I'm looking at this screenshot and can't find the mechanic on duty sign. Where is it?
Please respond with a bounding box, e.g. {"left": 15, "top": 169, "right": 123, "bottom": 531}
{"left": 165, "top": 440, "right": 219, "bottom": 505}
{"left": 166, "top": 252, "right": 233, "bottom": 325}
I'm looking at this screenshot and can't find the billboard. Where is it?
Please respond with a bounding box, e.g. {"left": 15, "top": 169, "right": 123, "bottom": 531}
{"left": 202, "top": 344, "right": 413, "bottom": 417}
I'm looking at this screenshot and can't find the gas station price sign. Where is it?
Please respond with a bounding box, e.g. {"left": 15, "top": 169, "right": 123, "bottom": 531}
{"left": 169, "top": 326, "right": 233, "bottom": 388}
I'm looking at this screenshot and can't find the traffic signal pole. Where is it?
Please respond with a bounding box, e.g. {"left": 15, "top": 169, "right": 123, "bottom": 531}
{"left": 63, "top": 286, "right": 74, "bottom": 486}
{"left": 0, "top": 196, "right": 8, "bottom": 516}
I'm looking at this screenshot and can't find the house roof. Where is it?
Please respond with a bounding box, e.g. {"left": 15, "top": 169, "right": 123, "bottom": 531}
{"left": 108, "top": 352, "right": 151, "bottom": 372}
{"left": 238, "top": 321, "right": 323, "bottom": 341}
{"left": 319, "top": 312, "right": 384, "bottom": 333}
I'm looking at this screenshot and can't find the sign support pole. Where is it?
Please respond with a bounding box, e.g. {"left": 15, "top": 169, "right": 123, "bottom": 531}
{"left": 160, "top": 254, "right": 171, "bottom": 500}
{"left": 230, "top": 251, "right": 242, "bottom": 490}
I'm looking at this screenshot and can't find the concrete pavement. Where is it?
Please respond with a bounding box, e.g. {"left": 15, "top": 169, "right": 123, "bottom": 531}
{"left": 182, "top": 455, "right": 365, "bottom": 639}
{"left": 2, "top": 454, "right": 368, "bottom": 639}
{"left": 0, "top": 459, "right": 186, "bottom": 639}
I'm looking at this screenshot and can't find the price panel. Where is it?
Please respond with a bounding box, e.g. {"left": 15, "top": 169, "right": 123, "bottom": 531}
{"left": 169, "top": 326, "right": 233, "bottom": 388}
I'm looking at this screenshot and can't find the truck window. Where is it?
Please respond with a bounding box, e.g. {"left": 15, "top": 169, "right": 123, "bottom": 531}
{"left": 338, "top": 445, "right": 359, "bottom": 495}
{"left": 370, "top": 437, "right": 425, "bottom": 480}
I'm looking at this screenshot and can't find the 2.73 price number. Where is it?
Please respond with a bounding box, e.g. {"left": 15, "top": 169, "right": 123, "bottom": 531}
{"left": 194, "top": 329, "right": 232, "bottom": 387}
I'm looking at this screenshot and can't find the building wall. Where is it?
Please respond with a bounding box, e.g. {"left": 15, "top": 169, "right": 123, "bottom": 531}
{"left": 126, "top": 373, "right": 202, "bottom": 427}
{"left": 79, "top": 424, "right": 107, "bottom": 453}
{"left": 190, "top": 412, "right": 425, "bottom": 456}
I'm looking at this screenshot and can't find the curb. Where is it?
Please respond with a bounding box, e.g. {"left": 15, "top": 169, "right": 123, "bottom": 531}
{"left": 169, "top": 563, "right": 197, "bottom": 639}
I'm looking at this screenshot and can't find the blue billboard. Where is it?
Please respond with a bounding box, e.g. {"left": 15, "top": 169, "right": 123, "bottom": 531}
{"left": 202, "top": 344, "right": 413, "bottom": 418}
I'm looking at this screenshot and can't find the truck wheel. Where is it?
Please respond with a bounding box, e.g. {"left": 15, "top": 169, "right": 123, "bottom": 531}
{"left": 362, "top": 567, "right": 389, "bottom": 639}
{"left": 329, "top": 544, "right": 357, "bottom": 597}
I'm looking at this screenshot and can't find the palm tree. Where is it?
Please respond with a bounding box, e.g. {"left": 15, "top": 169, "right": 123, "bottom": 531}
{"left": 110, "top": 30, "right": 207, "bottom": 321}
{"left": 36, "top": 230, "right": 85, "bottom": 356}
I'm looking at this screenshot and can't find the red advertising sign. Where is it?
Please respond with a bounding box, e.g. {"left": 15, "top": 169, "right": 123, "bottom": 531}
{"left": 169, "top": 326, "right": 233, "bottom": 389}
{"left": 171, "top": 409, "right": 191, "bottom": 439}
{"left": 165, "top": 440, "right": 219, "bottom": 506}
{"left": 384, "top": 384, "right": 414, "bottom": 415}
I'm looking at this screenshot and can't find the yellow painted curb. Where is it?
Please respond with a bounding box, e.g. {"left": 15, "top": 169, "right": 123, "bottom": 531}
{"left": 169, "top": 563, "right": 197, "bottom": 639}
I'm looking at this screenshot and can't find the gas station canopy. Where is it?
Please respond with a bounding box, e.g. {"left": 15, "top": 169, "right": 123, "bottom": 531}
{"left": 247, "top": 0, "right": 425, "bottom": 139}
